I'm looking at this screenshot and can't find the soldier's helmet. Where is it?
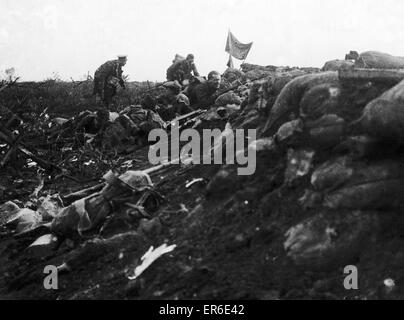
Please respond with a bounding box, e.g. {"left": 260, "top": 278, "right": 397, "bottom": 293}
{"left": 186, "top": 54, "right": 194, "bottom": 61}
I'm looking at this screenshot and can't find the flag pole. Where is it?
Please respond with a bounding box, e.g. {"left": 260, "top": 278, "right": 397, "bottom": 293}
{"left": 239, "top": 58, "right": 246, "bottom": 71}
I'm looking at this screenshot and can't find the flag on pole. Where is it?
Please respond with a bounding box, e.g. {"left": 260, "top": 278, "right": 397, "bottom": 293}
{"left": 225, "top": 30, "right": 253, "bottom": 61}
{"left": 226, "top": 55, "right": 234, "bottom": 68}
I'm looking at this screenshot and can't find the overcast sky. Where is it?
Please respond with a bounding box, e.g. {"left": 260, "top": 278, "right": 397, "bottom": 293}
{"left": 1, "top": 0, "right": 404, "bottom": 81}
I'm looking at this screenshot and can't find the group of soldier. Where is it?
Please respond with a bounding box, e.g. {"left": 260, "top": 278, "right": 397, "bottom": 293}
{"left": 89, "top": 53, "right": 226, "bottom": 152}
{"left": 92, "top": 54, "right": 223, "bottom": 121}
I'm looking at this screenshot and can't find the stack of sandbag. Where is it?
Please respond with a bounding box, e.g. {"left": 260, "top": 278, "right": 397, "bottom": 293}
{"left": 240, "top": 63, "right": 277, "bottom": 80}
{"left": 262, "top": 65, "right": 403, "bottom": 141}
{"left": 222, "top": 68, "right": 245, "bottom": 83}
{"left": 264, "top": 69, "right": 308, "bottom": 100}
{"left": 302, "top": 156, "right": 404, "bottom": 210}
{"left": 263, "top": 71, "right": 340, "bottom": 136}
{"left": 285, "top": 155, "right": 404, "bottom": 269}
{"left": 249, "top": 59, "right": 404, "bottom": 270}
{"left": 261, "top": 67, "right": 400, "bottom": 151}
{"left": 240, "top": 63, "right": 277, "bottom": 73}
{"left": 358, "top": 79, "right": 404, "bottom": 143}
{"left": 305, "top": 114, "right": 346, "bottom": 148}
{"left": 299, "top": 83, "right": 342, "bottom": 120}
{"left": 355, "top": 51, "right": 404, "bottom": 69}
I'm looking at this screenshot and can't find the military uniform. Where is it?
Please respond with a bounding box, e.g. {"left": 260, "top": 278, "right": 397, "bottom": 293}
{"left": 174, "top": 93, "right": 192, "bottom": 114}
{"left": 103, "top": 105, "right": 165, "bottom": 152}
{"left": 157, "top": 92, "right": 192, "bottom": 121}
{"left": 166, "top": 59, "right": 200, "bottom": 83}
{"left": 187, "top": 82, "right": 219, "bottom": 110}
{"left": 118, "top": 105, "right": 165, "bottom": 136}
{"left": 93, "top": 59, "right": 126, "bottom": 107}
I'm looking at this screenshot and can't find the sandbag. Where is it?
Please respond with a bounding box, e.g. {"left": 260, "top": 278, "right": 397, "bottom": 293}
{"left": 215, "top": 91, "right": 242, "bottom": 106}
{"left": 284, "top": 211, "right": 378, "bottom": 270}
{"left": 334, "top": 135, "right": 384, "bottom": 159}
{"left": 311, "top": 156, "right": 353, "bottom": 191}
{"left": 275, "top": 119, "right": 303, "bottom": 145}
{"left": 262, "top": 72, "right": 339, "bottom": 136}
{"left": 241, "top": 63, "right": 277, "bottom": 73}
{"left": 305, "top": 114, "right": 346, "bottom": 148}
{"left": 247, "top": 137, "right": 276, "bottom": 153}
{"left": 266, "top": 70, "right": 307, "bottom": 98}
{"left": 324, "top": 179, "right": 404, "bottom": 210}
{"left": 239, "top": 111, "right": 260, "bottom": 130}
{"left": 359, "top": 79, "right": 404, "bottom": 143}
{"left": 244, "top": 69, "right": 272, "bottom": 80}
{"left": 321, "top": 59, "right": 354, "bottom": 71}
{"left": 355, "top": 51, "right": 404, "bottom": 69}
{"left": 241, "top": 63, "right": 276, "bottom": 80}
{"left": 222, "top": 68, "right": 245, "bottom": 83}
{"left": 300, "top": 84, "right": 341, "bottom": 120}
{"left": 312, "top": 158, "right": 404, "bottom": 191}
{"left": 311, "top": 158, "right": 404, "bottom": 210}
{"left": 284, "top": 149, "right": 315, "bottom": 185}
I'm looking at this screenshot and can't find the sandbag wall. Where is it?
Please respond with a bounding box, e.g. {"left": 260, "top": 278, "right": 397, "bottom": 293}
{"left": 260, "top": 70, "right": 404, "bottom": 269}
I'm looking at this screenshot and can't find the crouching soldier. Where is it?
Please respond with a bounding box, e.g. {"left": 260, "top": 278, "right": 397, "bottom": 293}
{"left": 166, "top": 54, "right": 199, "bottom": 86}
{"left": 93, "top": 55, "right": 127, "bottom": 108}
{"left": 186, "top": 71, "right": 222, "bottom": 110}
{"left": 156, "top": 81, "right": 192, "bottom": 121}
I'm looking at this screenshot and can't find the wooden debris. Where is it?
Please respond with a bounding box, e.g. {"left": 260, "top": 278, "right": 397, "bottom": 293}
{"left": 0, "top": 126, "right": 60, "bottom": 171}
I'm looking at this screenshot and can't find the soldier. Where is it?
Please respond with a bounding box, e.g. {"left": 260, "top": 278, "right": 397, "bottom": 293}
{"left": 156, "top": 81, "right": 192, "bottom": 121}
{"left": 345, "top": 51, "right": 359, "bottom": 61}
{"left": 220, "top": 67, "right": 245, "bottom": 91}
{"left": 112, "top": 104, "right": 165, "bottom": 151}
{"left": 186, "top": 71, "right": 221, "bottom": 110}
{"left": 93, "top": 55, "right": 127, "bottom": 108}
{"left": 166, "top": 54, "right": 200, "bottom": 86}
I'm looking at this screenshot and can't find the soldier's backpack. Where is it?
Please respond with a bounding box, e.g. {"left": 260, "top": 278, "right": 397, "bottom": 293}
{"left": 172, "top": 54, "right": 185, "bottom": 64}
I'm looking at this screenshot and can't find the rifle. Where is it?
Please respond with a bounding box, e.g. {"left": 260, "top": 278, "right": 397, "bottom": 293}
{"left": 165, "top": 109, "right": 206, "bottom": 130}
{"left": 142, "top": 82, "right": 170, "bottom": 94}
{"left": 195, "top": 74, "right": 269, "bottom": 109}
{"left": 212, "top": 73, "right": 271, "bottom": 102}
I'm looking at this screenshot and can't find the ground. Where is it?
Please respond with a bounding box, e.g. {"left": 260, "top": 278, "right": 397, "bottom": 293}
{"left": 1, "top": 76, "right": 404, "bottom": 300}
